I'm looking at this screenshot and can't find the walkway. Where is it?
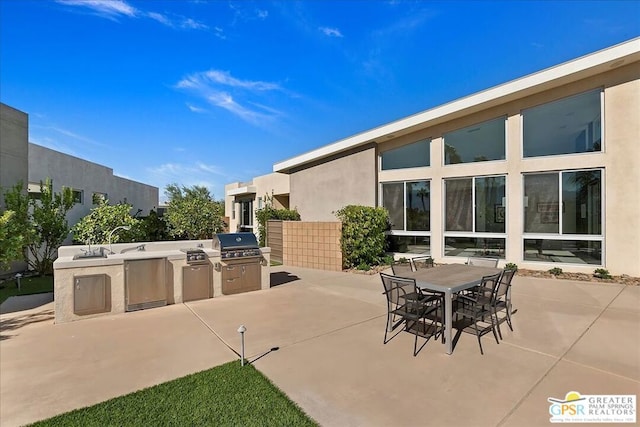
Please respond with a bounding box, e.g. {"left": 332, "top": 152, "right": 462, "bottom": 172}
{"left": 1, "top": 266, "right": 638, "bottom": 426}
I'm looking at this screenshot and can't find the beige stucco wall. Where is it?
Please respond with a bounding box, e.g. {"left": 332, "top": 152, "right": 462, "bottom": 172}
{"left": 289, "top": 144, "right": 377, "bottom": 221}
{"left": 0, "top": 103, "right": 28, "bottom": 209}
{"left": 375, "top": 62, "right": 640, "bottom": 276}
{"left": 225, "top": 172, "right": 289, "bottom": 235}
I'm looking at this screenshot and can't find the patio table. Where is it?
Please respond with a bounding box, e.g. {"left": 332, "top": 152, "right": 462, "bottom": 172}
{"left": 402, "top": 263, "right": 502, "bottom": 355}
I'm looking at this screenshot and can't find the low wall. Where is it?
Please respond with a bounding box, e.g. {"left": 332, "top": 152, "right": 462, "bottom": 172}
{"left": 282, "top": 221, "right": 342, "bottom": 271}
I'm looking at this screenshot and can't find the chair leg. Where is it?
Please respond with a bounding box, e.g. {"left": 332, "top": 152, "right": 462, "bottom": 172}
{"left": 505, "top": 309, "right": 514, "bottom": 331}
{"left": 493, "top": 308, "right": 503, "bottom": 340}
{"left": 473, "top": 318, "right": 484, "bottom": 355}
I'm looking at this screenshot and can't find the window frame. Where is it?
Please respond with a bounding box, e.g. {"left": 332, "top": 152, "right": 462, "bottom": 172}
{"left": 442, "top": 116, "right": 507, "bottom": 165}
{"left": 443, "top": 174, "right": 507, "bottom": 259}
{"left": 521, "top": 89, "right": 604, "bottom": 159}
{"left": 522, "top": 168, "right": 605, "bottom": 266}
{"left": 379, "top": 139, "right": 431, "bottom": 171}
{"left": 380, "top": 180, "right": 431, "bottom": 255}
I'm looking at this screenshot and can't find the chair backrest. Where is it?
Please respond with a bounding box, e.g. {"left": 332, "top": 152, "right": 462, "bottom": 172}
{"left": 474, "top": 272, "right": 502, "bottom": 302}
{"left": 467, "top": 257, "right": 499, "bottom": 268}
{"left": 495, "top": 268, "right": 516, "bottom": 300}
{"left": 391, "top": 260, "right": 414, "bottom": 276}
{"left": 380, "top": 273, "right": 417, "bottom": 308}
{"left": 411, "top": 256, "right": 434, "bottom": 270}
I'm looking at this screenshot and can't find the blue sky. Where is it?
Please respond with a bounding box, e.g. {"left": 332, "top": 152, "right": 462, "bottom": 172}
{"left": 1, "top": 1, "right": 638, "bottom": 203}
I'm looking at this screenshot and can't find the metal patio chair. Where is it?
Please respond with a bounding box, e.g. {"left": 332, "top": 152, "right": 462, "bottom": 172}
{"left": 380, "top": 273, "right": 442, "bottom": 356}
{"left": 466, "top": 257, "right": 499, "bottom": 268}
{"left": 411, "top": 256, "right": 434, "bottom": 270}
{"left": 391, "top": 260, "right": 414, "bottom": 276}
{"left": 453, "top": 272, "right": 502, "bottom": 355}
{"left": 491, "top": 268, "right": 516, "bottom": 339}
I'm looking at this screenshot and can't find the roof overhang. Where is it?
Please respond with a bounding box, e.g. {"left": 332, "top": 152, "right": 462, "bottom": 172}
{"left": 274, "top": 38, "right": 640, "bottom": 173}
{"left": 227, "top": 186, "right": 257, "bottom": 197}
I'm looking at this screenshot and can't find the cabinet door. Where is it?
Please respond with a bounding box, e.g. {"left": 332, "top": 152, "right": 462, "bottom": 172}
{"left": 183, "top": 265, "right": 212, "bottom": 301}
{"left": 241, "top": 263, "right": 261, "bottom": 292}
{"left": 74, "top": 274, "right": 109, "bottom": 315}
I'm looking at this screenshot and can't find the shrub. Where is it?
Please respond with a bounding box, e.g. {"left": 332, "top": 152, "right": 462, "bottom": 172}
{"left": 549, "top": 267, "right": 563, "bottom": 276}
{"left": 356, "top": 262, "right": 371, "bottom": 271}
{"left": 593, "top": 268, "right": 612, "bottom": 279}
{"left": 382, "top": 255, "right": 394, "bottom": 266}
{"left": 505, "top": 262, "right": 518, "bottom": 271}
{"left": 335, "top": 205, "right": 389, "bottom": 269}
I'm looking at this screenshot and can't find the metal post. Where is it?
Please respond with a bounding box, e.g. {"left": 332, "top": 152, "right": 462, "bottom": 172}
{"left": 237, "top": 325, "right": 247, "bottom": 366}
{"left": 15, "top": 273, "right": 22, "bottom": 291}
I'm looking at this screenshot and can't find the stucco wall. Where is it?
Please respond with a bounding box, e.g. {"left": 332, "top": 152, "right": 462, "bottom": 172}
{"left": 289, "top": 144, "right": 377, "bottom": 221}
{"left": 0, "top": 103, "right": 28, "bottom": 209}
{"left": 225, "top": 172, "right": 289, "bottom": 234}
{"left": 28, "top": 143, "right": 159, "bottom": 240}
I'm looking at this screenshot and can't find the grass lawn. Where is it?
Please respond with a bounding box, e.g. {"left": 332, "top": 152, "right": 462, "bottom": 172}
{"left": 29, "top": 361, "right": 318, "bottom": 427}
{"left": 0, "top": 274, "right": 53, "bottom": 305}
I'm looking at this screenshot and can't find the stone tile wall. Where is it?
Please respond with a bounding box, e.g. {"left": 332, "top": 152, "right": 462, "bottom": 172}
{"left": 282, "top": 221, "right": 342, "bottom": 271}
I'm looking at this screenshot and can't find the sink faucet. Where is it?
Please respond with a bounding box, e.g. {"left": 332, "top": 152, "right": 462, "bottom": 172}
{"left": 136, "top": 244, "right": 146, "bottom": 251}
{"left": 108, "top": 225, "right": 131, "bottom": 254}
{"left": 82, "top": 239, "right": 93, "bottom": 255}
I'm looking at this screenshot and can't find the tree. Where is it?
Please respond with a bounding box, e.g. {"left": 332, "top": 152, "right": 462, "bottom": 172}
{"left": 72, "top": 200, "right": 143, "bottom": 244}
{"left": 3, "top": 179, "right": 74, "bottom": 275}
{"left": 164, "top": 184, "right": 225, "bottom": 240}
{"left": 139, "top": 209, "right": 170, "bottom": 241}
{"left": 0, "top": 211, "right": 26, "bottom": 270}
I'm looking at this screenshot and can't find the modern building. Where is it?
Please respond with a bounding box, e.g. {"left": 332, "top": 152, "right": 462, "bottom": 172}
{"left": 0, "top": 104, "right": 28, "bottom": 210}
{"left": 0, "top": 102, "right": 159, "bottom": 245}
{"left": 225, "top": 172, "right": 290, "bottom": 234}
{"left": 231, "top": 38, "right": 639, "bottom": 276}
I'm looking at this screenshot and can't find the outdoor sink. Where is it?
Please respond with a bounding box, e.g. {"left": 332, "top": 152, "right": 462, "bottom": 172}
{"left": 73, "top": 248, "right": 108, "bottom": 260}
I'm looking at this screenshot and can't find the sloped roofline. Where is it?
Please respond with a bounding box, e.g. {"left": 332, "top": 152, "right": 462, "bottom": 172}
{"left": 274, "top": 37, "right": 640, "bottom": 173}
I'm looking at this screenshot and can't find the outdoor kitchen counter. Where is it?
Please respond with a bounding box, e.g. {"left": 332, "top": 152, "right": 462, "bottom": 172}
{"left": 53, "top": 241, "right": 270, "bottom": 324}
{"left": 53, "top": 248, "right": 219, "bottom": 269}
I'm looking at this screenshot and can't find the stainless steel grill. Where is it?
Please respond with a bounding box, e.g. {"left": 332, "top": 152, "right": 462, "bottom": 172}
{"left": 212, "top": 233, "right": 262, "bottom": 295}
{"left": 212, "top": 232, "right": 261, "bottom": 259}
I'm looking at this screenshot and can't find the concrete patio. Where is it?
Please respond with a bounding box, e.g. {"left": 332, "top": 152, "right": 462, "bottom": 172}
{"left": 1, "top": 265, "right": 638, "bottom": 427}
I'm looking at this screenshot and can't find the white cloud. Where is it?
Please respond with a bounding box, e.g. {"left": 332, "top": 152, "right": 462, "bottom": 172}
{"left": 186, "top": 103, "right": 207, "bottom": 113}
{"left": 181, "top": 18, "right": 208, "bottom": 30}
{"left": 57, "top": 0, "right": 211, "bottom": 33}
{"left": 320, "top": 26, "right": 343, "bottom": 38}
{"left": 256, "top": 9, "right": 269, "bottom": 19}
{"left": 56, "top": 0, "right": 137, "bottom": 19}
{"left": 176, "top": 69, "right": 285, "bottom": 125}
{"left": 147, "top": 12, "right": 172, "bottom": 26}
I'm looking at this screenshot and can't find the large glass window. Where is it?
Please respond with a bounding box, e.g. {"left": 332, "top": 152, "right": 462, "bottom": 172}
{"left": 382, "top": 180, "right": 430, "bottom": 254}
{"left": 524, "top": 170, "right": 601, "bottom": 235}
{"left": 444, "top": 175, "right": 506, "bottom": 259}
{"left": 445, "top": 176, "right": 505, "bottom": 233}
{"left": 523, "top": 90, "right": 602, "bottom": 157}
{"left": 381, "top": 139, "right": 430, "bottom": 170}
{"left": 523, "top": 169, "right": 603, "bottom": 265}
{"left": 382, "top": 181, "right": 430, "bottom": 231}
{"left": 443, "top": 117, "right": 505, "bottom": 165}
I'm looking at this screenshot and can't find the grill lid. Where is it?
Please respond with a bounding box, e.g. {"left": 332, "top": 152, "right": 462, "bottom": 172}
{"left": 212, "top": 232, "right": 259, "bottom": 251}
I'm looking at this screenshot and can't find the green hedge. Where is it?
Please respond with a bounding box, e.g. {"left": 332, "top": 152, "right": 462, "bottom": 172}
{"left": 335, "top": 205, "right": 389, "bottom": 269}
